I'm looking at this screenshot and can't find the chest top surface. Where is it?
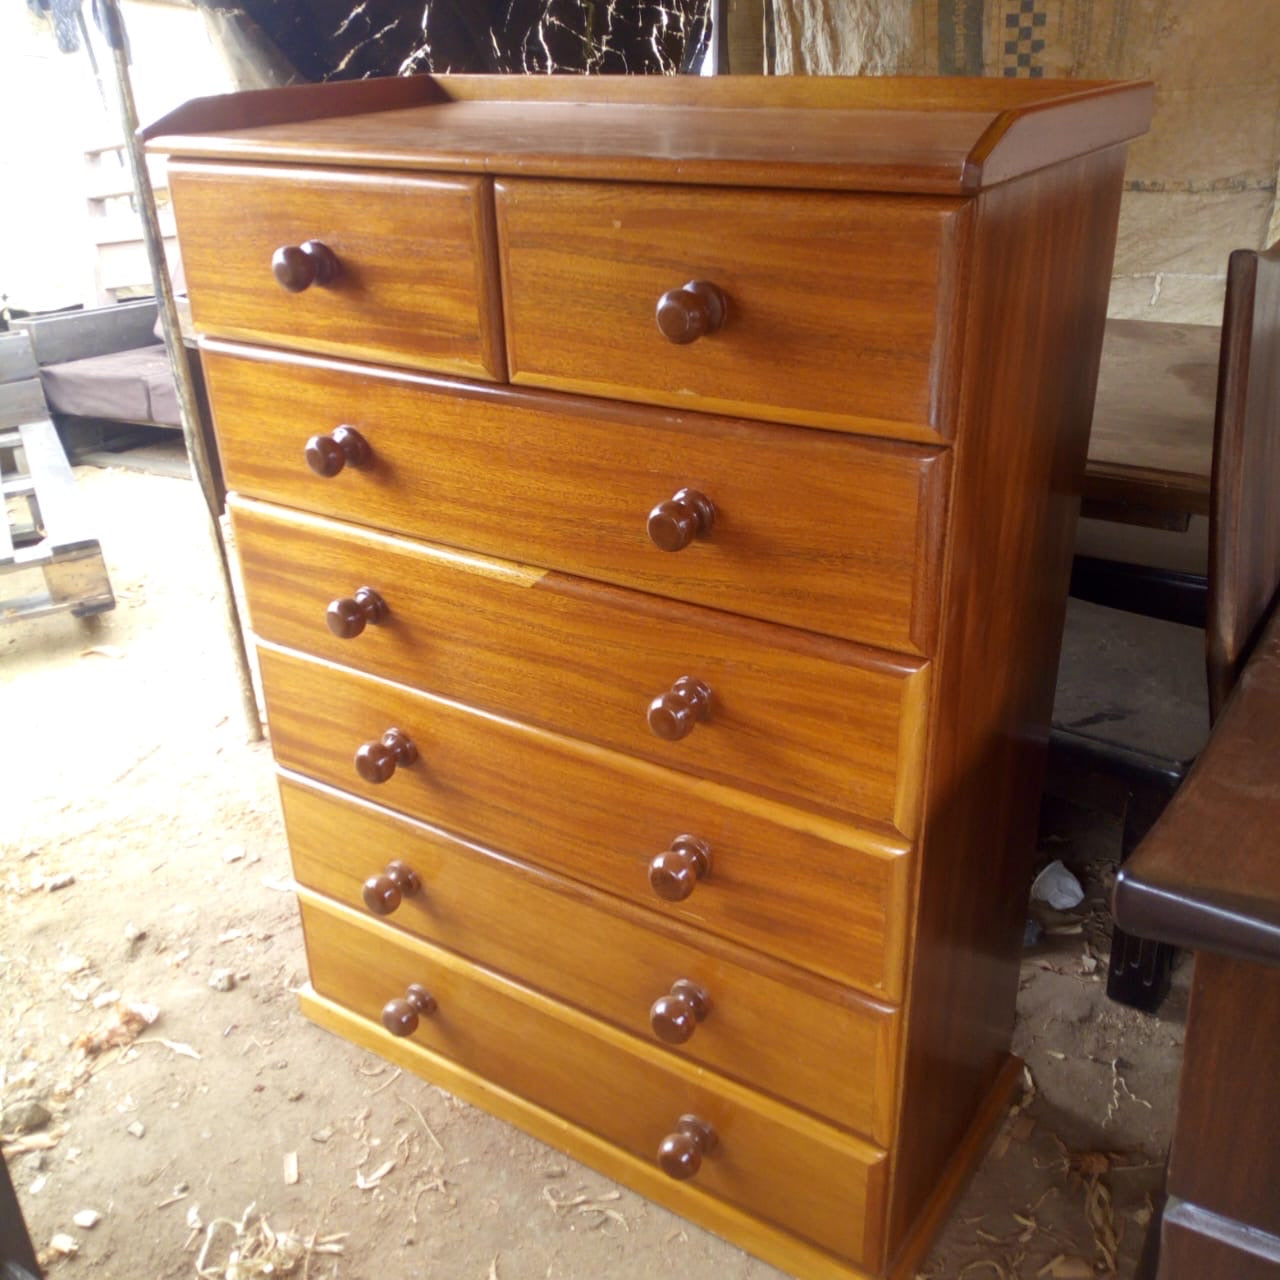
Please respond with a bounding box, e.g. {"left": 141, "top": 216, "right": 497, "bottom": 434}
{"left": 144, "top": 72, "right": 1152, "bottom": 196}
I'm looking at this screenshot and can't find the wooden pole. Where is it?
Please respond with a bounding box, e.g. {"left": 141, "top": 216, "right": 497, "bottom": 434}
{"left": 95, "top": 0, "right": 263, "bottom": 743}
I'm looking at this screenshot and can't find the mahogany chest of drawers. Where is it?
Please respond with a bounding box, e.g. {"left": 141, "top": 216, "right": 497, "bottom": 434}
{"left": 147, "top": 73, "right": 1151, "bottom": 1279}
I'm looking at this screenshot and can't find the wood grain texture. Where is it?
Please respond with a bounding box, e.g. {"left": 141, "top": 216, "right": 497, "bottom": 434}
{"left": 495, "top": 179, "right": 966, "bottom": 439}
{"left": 1158, "top": 1208, "right": 1280, "bottom": 1280}
{"left": 298, "top": 892, "right": 888, "bottom": 1268}
{"left": 169, "top": 163, "right": 505, "bottom": 380}
{"left": 1113, "top": 606, "right": 1280, "bottom": 966}
{"left": 885, "top": 148, "right": 1130, "bottom": 1252}
{"left": 204, "top": 342, "right": 949, "bottom": 656}
{"left": 145, "top": 75, "right": 1151, "bottom": 198}
{"left": 232, "top": 497, "right": 929, "bottom": 834}
{"left": 1207, "top": 244, "right": 1280, "bottom": 720}
{"left": 301, "top": 986, "right": 882, "bottom": 1280}
{"left": 1163, "top": 953, "right": 1280, "bottom": 1239}
{"left": 280, "top": 775, "right": 900, "bottom": 1141}
{"left": 1083, "top": 319, "right": 1220, "bottom": 518}
{"left": 259, "top": 644, "right": 910, "bottom": 996}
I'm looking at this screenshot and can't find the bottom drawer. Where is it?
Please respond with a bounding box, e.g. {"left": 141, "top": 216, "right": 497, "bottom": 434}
{"left": 299, "top": 892, "right": 888, "bottom": 1270}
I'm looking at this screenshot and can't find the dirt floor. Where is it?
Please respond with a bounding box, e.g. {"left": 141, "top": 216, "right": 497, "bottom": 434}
{"left": 1, "top": 459, "right": 1186, "bottom": 1279}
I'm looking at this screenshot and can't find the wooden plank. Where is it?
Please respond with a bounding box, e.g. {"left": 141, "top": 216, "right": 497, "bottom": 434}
{"left": 0, "top": 486, "right": 14, "bottom": 564}
{"left": 0, "top": 378, "right": 47, "bottom": 430}
{"left": 1083, "top": 318, "right": 1220, "bottom": 518}
{"left": 0, "top": 332, "right": 38, "bottom": 384}
{"left": 16, "top": 421, "right": 93, "bottom": 551}
{"left": 12, "top": 299, "right": 159, "bottom": 365}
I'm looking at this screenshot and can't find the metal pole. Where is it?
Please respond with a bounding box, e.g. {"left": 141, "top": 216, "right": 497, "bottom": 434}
{"left": 95, "top": 0, "right": 263, "bottom": 742}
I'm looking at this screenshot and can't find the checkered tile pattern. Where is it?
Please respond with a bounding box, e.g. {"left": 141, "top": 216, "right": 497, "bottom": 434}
{"left": 1002, "top": 0, "right": 1047, "bottom": 77}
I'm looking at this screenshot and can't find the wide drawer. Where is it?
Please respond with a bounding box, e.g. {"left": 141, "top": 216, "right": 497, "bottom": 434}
{"left": 206, "top": 344, "right": 949, "bottom": 656}
{"left": 234, "top": 498, "right": 929, "bottom": 834}
{"left": 299, "top": 892, "right": 888, "bottom": 1269}
{"left": 494, "top": 179, "right": 968, "bottom": 441}
{"left": 168, "top": 162, "right": 505, "bottom": 381}
{"left": 283, "top": 775, "right": 899, "bottom": 1142}
{"left": 259, "top": 645, "right": 910, "bottom": 998}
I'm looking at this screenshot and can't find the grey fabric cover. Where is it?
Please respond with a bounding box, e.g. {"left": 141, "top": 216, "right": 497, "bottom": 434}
{"left": 38, "top": 344, "right": 178, "bottom": 427}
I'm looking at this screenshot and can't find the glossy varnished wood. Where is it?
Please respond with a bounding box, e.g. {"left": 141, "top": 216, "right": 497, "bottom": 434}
{"left": 1162, "top": 953, "right": 1280, "bottom": 1247}
{"left": 232, "top": 497, "right": 931, "bottom": 834}
{"left": 301, "top": 987, "right": 880, "bottom": 1280}
{"left": 886, "top": 149, "right": 1130, "bottom": 1254}
{"left": 1206, "top": 244, "right": 1280, "bottom": 719}
{"left": 259, "top": 644, "right": 910, "bottom": 996}
{"left": 495, "top": 180, "right": 966, "bottom": 439}
{"left": 168, "top": 162, "right": 505, "bottom": 380}
{"left": 298, "top": 892, "right": 887, "bottom": 1267}
{"left": 280, "top": 775, "right": 900, "bottom": 1139}
{"left": 146, "top": 75, "right": 1152, "bottom": 198}
{"left": 206, "top": 343, "right": 949, "bottom": 656}
{"left": 1114, "top": 607, "right": 1280, "bottom": 965}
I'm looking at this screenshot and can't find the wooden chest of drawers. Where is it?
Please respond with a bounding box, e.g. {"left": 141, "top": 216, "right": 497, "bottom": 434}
{"left": 147, "top": 73, "right": 1151, "bottom": 1279}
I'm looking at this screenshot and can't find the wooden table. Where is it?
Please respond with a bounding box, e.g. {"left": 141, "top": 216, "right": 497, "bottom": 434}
{"left": 1083, "top": 318, "right": 1220, "bottom": 527}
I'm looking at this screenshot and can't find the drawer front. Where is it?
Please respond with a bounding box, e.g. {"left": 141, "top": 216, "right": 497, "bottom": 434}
{"left": 495, "top": 179, "right": 968, "bottom": 440}
{"left": 234, "top": 499, "right": 929, "bottom": 835}
{"left": 206, "top": 344, "right": 948, "bottom": 656}
{"left": 283, "top": 776, "right": 899, "bottom": 1143}
{"left": 169, "top": 162, "right": 505, "bottom": 381}
{"left": 259, "top": 645, "right": 910, "bottom": 998}
{"left": 299, "top": 892, "right": 888, "bottom": 1268}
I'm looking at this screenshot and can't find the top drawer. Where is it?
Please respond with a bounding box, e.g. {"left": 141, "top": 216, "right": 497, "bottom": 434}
{"left": 495, "top": 179, "right": 968, "bottom": 441}
{"left": 168, "top": 162, "right": 506, "bottom": 381}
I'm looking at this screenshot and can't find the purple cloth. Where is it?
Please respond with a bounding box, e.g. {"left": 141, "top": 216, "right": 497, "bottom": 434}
{"left": 38, "top": 344, "right": 179, "bottom": 427}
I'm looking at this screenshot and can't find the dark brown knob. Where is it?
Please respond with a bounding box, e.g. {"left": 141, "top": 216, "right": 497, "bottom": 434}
{"left": 327, "top": 587, "right": 388, "bottom": 639}
{"left": 354, "top": 728, "right": 418, "bottom": 784}
{"left": 272, "top": 240, "right": 340, "bottom": 292}
{"left": 649, "top": 835, "right": 711, "bottom": 902}
{"left": 361, "top": 860, "right": 421, "bottom": 916}
{"left": 650, "top": 980, "right": 710, "bottom": 1045}
{"left": 647, "top": 488, "right": 715, "bottom": 552}
{"left": 304, "top": 424, "right": 371, "bottom": 478}
{"left": 658, "top": 1115, "right": 717, "bottom": 1180}
{"left": 647, "top": 676, "right": 711, "bottom": 741}
{"left": 655, "top": 280, "right": 727, "bottom": 345}
{"left": 380, "top": 983, "right": 436, "bottom": 1037}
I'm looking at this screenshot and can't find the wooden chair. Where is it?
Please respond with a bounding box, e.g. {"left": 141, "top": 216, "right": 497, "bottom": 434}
{"left": 1048, "top": 242, "right": 1280, "bottom": 1009}
{"left": 1113, "top": 612, "right": 1280, "bottom": 1276}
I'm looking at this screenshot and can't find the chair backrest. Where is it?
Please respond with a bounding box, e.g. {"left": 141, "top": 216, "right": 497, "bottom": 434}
{"left": 1207, "top": 243, "right": 1280, "bottom": 722}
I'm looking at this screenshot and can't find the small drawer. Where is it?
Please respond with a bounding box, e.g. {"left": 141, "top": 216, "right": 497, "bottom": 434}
{"left": 206, "top": 344, "right": 948, "bottom": 657}
{"left": 298, "top": 892, "right": 888, "bottom": 1269}
{"left": 283, "top": 776, "right": 900, "bottom": 1142}
{"left": 495, "top": 179, "right": 968, "bottom": 440}
{"left": 169, "top": 162, "right": 505, "bottom": 380}
{"left": 232, "top": 499, "right": 930, "bottom": 835}
{"left": 259, "top": 645, "right": 911, "bottom": 999}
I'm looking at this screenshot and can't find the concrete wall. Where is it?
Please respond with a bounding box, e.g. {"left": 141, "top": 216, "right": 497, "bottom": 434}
{"left": 767, "top": 0, "right": 1280, "bottom": 324}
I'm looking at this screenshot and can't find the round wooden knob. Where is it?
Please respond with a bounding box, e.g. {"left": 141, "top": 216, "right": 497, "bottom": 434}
{"left": 649, "top": 835, "right": 712, "bottom": 902}
{"left": 304, "top": 424, "right": 371, "bottom": 478}
{"left": 327, "top": 587, "right": 388, "bottom": 639}
{"left": 647, "top": 488, "right": 715, "bottom": 552}
{"left": 354, "top": 728, "right": 418, "bottom": 784}
{"left": 655, "top": 280, "right": 727, "bottom": 344}
{"left": 272, "top": 240, "right": 340, "bottom": 292}
{"left": 361, "top": 859, "right": 421, "bottom": 916}
{"left": 380, "top": 983, "right": 436, "bottom": 1036}
{"left": 648, "top": 676, "right": 711, "bottom": 741}
{"left": 650, "top": 980, "right": 710, "bottom": 1045}
{"left": 657, "top": 1115, "right": 717, "bottom": 1180}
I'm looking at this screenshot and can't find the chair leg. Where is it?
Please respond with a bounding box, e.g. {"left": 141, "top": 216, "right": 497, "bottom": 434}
{"left": 1107, "top": 784, "right": 1178, "bottom": 1012}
